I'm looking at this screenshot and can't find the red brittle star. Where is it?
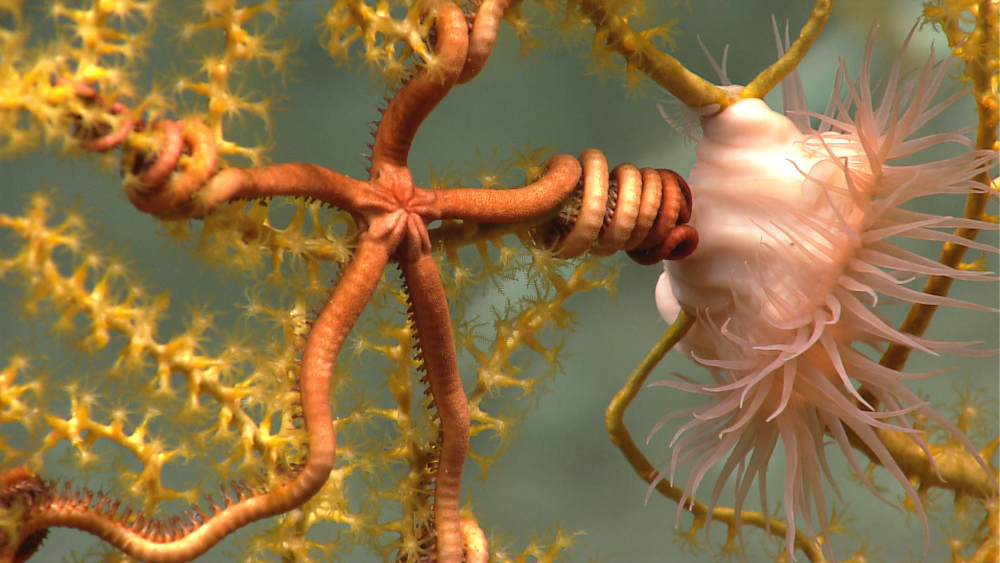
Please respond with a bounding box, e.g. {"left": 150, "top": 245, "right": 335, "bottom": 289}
{"left": 1, "top": 1, "right": 697, "bottom": 562}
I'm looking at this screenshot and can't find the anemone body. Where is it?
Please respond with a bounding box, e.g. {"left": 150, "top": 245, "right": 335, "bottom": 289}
{"left": 652, "top": 29, "right": 998, "bottom": 560}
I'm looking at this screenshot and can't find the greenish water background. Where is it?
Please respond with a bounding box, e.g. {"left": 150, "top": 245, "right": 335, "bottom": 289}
{"left": 1, "top": 0, "right": 997, "bottom": 561}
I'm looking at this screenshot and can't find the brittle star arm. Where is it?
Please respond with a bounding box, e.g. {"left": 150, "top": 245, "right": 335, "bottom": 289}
{"left": 436, "top": 154, "right": 582, "bottom": 223}
{"left": 177, "top": 162, "right": 374, "bottom": 217}
{"left": 458, "top": 0, "right": 514, "bottom": 84}
{"left": 5, "top": 227, "right": 390, "bottom": 563}
{"left": 371, "top": 1, "right": 467, "bottom": 169}
{"left": 295, "top": 228, "right": 398, "bottom": 499}
{"left": 395, "top": 214, "right": 470, "bottom": 562}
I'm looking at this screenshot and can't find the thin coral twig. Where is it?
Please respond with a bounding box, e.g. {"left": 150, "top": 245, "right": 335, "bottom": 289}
{"left": 576, "top": 0, "right": 731, "bottom": 111}
{"left": 741, "top": 0, "right": 834, "bottom": 100}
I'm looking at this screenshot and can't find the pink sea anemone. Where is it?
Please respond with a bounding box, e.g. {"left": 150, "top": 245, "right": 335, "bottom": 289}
{"left": 651, "top": 26, "right": 998, "bottom": 560}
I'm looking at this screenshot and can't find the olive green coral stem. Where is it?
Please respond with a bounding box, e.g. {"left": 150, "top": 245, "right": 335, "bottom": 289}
{"left": 862, "top": 426, "right": 999, "bottom": 500}
{"left": 605, "top": 311, "right": 694, "bottom": 430}
{"left": 741, "top": 0, "right": 834, "bottom": 100}
{"left": 971, "top": 0, "right": 999, "bottom": 153}
{"left": 577, "top": 0, "right": 732, "bottom": 111}
{"left": 605, "top": 310, "right": 828, "bottom": 563}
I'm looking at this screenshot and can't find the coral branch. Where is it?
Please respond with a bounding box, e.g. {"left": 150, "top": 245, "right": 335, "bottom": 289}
{"left": 741, "top": 0, "right": 834, "bottom": 100}
{"left": 576, "top": 0, "right": 733, "bottom": 111}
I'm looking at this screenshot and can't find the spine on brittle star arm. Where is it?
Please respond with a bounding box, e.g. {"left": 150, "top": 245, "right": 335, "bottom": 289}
{"left": 370, "top": 2, "right": 468, "bottom": 168}
{"left": 396, "top": 232, "right": 469, "bottom": 562}
{"left": 436, "top": 154, "right": 582, "bottom": 222}
{"left": 5, "top": 239, "right": 390, "bottom": 563}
